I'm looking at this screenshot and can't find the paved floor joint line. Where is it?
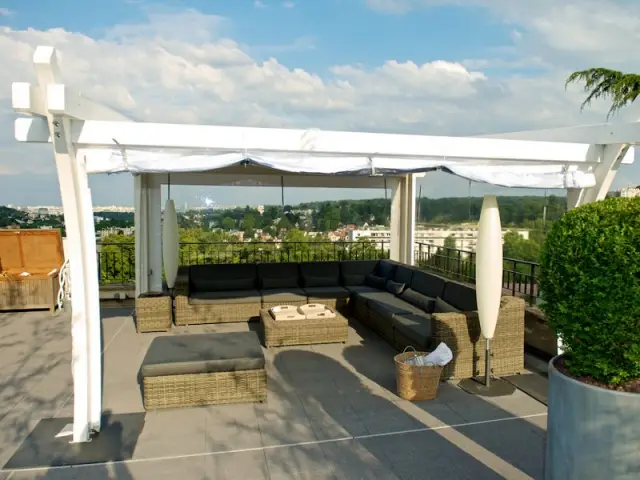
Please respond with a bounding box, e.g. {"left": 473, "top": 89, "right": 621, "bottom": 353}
{"left": 1, "top": 412, "right": 547, "bottom": 474}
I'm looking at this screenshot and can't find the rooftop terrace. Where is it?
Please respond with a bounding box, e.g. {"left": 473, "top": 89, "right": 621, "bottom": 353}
{"left": 1, "top": 307, "right": 547, "bottom": 479}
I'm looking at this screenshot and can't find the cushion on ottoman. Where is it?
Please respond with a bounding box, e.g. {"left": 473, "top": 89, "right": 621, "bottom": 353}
{"left": 141, "top": 331, "right": 265, "bottom": 378}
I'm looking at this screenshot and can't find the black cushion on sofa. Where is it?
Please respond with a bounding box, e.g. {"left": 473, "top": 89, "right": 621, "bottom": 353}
{"left": 365, "top": 273, "right": 386, "bottom": 290}
{"left": 410, "top": 270, "right": 447, "bottom": 298}
{"left": 261, "top": 288, "right": 307, "bottom": 302}
{"left": 386, "top": 280, "right": 405, "bottom": 296}
{"left": 190, "top": 264, "right": 257, "bottom": 293}
{"left": 340, "top": 260, "right": 379, "bottom": 286}
{"left": 393, "top": 265, "right": 414, "bottom": 285}
{"left": 442, "top": 281, "right": 478, "bottom": 311}
{"left": 393, "top": 313, "right": 434, "bottom": 350}
{"left": 304, "top": 286, "right": 350, "bottom": 299}
{"left": 434, "top": 297, "right": 461, "bottom": 314}
{"left": 258, "top": 263, "right": 300, "bottom": 289}
{"left": 141, "top": 331, "right": 265, "bottom": 378}
{"left": 189, "top": 290, "right": 262, "bottom": 305}
{"left": 366, "top": 292, "right": 424, "bottom": 316}
{"left": 377, "top": 260, "right": 397, "bottom": 279}
{"left": 300, "top": 262, "right": 340, "bottom": 287}
{"left": 344, "top": 285, "right": 380, "bottom": 294}
{"left": 400, "top": 288, "right": 436, "bottom": 313}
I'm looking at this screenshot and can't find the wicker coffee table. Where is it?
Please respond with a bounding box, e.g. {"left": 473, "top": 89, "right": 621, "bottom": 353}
{"left": 135, "top": 292, "right": 172, "bottom": 333}
{"left": 260, "top": 307, "right": 349, "bottom": 347}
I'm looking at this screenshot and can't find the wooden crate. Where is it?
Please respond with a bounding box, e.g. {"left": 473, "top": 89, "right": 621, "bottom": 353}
{"left": 0, "top": 229, "right": 64, "bottom": 313}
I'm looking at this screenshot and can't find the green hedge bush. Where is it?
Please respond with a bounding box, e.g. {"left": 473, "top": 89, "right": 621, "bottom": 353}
{"left": 540, "top": 197, "right": 640, "bottom": 385}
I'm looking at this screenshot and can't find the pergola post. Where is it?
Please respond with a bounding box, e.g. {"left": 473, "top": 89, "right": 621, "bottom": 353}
{"left": 567, "top": 143, "right": 630, "bottom": 210}
{"left": 389, "top": 178, "right": 402, "bottom": 262}
{"left": 389, "top": 175, "right": 416, "bottom": 265}
{"left": 134, "top": 174, "right": 162, "bottom": 295}
{"left": 33, "top": 47, "right": 102, "bottom": 443}
{"left": 148, "top": 175, "right": 163, "bottom": 292}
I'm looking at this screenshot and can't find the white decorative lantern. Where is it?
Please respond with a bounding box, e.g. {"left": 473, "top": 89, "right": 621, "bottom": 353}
{"left": 162, "top": 199, "right": 180, "bottom": 289}
{"left": 475, "top": 195, "right": 503, "bottom": 386}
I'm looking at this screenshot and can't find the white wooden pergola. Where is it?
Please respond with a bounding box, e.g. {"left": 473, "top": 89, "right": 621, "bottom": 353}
{"left": 11, "top": 46, "right": 640, "bottom": 443}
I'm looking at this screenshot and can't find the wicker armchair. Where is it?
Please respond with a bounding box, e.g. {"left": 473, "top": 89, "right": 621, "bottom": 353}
{"left": 433, "top": 296, "right": 525, "bottom": 379}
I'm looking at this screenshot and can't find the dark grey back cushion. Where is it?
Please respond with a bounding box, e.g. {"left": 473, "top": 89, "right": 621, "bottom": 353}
{"left": 410, "top": 270, "right": 447, "bottom": 298}
{"left": 340, "top": 260, "right": 379, "bottom": 286}
{"left": 434, "top": 297, "right": 461, "bottom": 314}
{"left": 190, "top": 264, "right": 257, "bottom": 293}
{"left": 400, "top": 288, "right": 436, "bottom": 313}
{"left": 377, "top": 260, "right": 397, "bottom": 279}
{"left": 365, "top": 273, "right": 386, "bottom": 290}
{"left": 394, "top": 265, "right": 414, "bottom": 285}
{"left": 300, "top": 262, "right": 340, "bottom": 287}
{"left": 443, "top": 281, "right": 478, "bottom": 312}
{"left": 258, "top": 262, "right": 301, "bottom": 289}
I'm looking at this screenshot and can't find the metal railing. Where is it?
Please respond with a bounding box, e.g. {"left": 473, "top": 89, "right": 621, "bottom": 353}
{"left": 97, "top": 240, "right": 390, "bottom": 285}
{"left": 96, "top": 240, "right": 540, "bottom": 305}
{"left": 415, "top": 242, "right": 540, "bottom": 305}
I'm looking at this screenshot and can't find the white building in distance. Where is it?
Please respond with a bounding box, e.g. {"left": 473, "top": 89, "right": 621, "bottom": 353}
{"left": 349, "top": 225, "right": 529, "bottom": 252}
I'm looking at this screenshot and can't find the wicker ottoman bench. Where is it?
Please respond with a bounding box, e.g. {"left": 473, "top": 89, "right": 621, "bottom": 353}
{"left": 140, "top": 331, "right": 267, "bottom": 410}
{"left": 260, "top": 307, "right": 349, "bottom": 347}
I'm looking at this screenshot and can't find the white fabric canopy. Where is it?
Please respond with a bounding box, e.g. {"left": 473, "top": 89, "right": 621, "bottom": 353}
{"left": 77, "top": 148, "right": 596, "bottom": 189}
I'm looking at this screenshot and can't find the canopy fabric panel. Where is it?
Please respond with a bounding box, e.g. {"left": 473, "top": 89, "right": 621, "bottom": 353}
{"left": 78, "top": 148, "right": 597, "bottom": 189}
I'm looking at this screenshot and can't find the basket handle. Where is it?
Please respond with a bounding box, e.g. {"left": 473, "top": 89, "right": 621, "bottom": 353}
{"left": 402, "top": 345, "right": 417, "bottom": 354}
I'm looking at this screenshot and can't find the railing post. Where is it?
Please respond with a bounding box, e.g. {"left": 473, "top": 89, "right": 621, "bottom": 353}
{"left": 529, "top": 262, "right": 537, "bottom": 305}
{"left": 512, "top": 260, "right": 517, "bottom": 297}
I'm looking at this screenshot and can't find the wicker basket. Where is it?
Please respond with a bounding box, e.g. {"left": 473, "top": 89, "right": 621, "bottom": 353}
{"left": 394, "top": 347, "right": 444, "bottom": 401}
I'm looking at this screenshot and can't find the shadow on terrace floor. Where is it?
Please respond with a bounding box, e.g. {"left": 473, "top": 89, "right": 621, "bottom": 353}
{"left": 204, "top": 319, "right": 546, "bottom": 479}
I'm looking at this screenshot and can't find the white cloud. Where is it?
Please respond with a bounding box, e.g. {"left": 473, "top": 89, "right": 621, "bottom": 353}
{"left": 0, "top": 8, "right": 11, "bottom": 17}
{"left": 282, "top": 1, "right": 296, "bottom": 8}
{"left": 254, "top": 0, "right": 266, "bottom": 8}
{"left": 0, "top": 3, "right": 639, "bottom": 204}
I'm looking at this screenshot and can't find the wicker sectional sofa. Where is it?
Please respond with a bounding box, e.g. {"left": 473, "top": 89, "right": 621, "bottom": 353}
{"left": 174, "top": 259, "right": 525, "bottom": 379}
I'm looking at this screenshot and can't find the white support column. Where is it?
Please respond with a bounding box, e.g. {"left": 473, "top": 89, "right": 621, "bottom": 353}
{"left": 389, "top": 178, "right": 402, "bottom": 262}
{"left": 401, "top": 174, "right": 416, "bottom": 265}
{"left": 567, "top": 143, "right": 630, "bottom": 210}
{"left": 33, "top": 47, "right": 101, "bottom": 443}
{"left": 134, "top": 175, "right": 150, "bottom": 296}
{"left": 148, "top": 175, "right": 163, "bottom": 292}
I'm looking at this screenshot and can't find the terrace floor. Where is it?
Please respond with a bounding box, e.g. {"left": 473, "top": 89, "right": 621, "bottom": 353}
{"left": 0, "top": 307, "right": 547, "bottom": 479}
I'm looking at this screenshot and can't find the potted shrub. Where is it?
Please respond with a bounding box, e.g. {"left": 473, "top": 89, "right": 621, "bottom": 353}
{"left": 540, "top": 197, "right": 640, "bottom": 479}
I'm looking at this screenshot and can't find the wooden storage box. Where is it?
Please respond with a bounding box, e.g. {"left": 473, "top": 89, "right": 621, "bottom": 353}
{"left": 0, "top": 229, "right": 64, "bottom": 313}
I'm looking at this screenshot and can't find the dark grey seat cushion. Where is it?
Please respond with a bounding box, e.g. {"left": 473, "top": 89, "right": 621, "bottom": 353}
{"left": 344, "top": 285, "right": 381, "bottom": 294}
{"left": 443, "top": 281, "right": 478, "bottom": 311}
{"left": 258, "top": 263, "right": 301, "bottom": 289}
{"left": 340, "top": 260, "right": 379, "bottom": 286}
{"left": 410, "top": 270, "right": 447, "bottom": 298}
{"left": 141, "top": 332, "right": 265, "bottom": 378}
{"left": 365, "top": 273, "right": 386, "bottom": 290}
{"left": 189, "top": 290, "right": 262, "bottom": 305}
{"left": 190, "top": 264, "right": 258, "bottom": 292}
{"left": 261, "top": 288, "right": 307, "bottom": 302}
{"left": 300, "top": 262, "right": 340, "bottom": 287}
{"left": 303, "top": 286, "right": 350, "bottom": 299}
{"left": 393, "top": 313, "right": 434, "bottom": 349}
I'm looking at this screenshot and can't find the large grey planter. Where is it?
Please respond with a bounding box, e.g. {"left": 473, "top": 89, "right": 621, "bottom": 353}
{"left": 545, "top": 354, "right": 640, "bottom": 480}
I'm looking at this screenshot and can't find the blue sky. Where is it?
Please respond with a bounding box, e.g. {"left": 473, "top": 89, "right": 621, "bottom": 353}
{"left": 1, "top": 0, "right": 638, "bottom": 207}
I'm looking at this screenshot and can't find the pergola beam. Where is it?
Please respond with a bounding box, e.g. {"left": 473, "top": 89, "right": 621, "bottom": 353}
{"left": 154, "top": 172, "right": 395, "bottom": 189}
{"left": 66, "top": 119, "right": 597, "bottom": 165}
{"left": 478, "top": 123, "right": 639, "bottom": 165}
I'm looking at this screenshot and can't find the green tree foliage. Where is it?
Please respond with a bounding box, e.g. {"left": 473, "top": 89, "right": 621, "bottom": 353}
{"left": 221, "top": 217, "right": 235, "bottom": 231}
{"left": 566, "top": 68, "right": 640, "bottom": 119}
{"left": 502, "top": 231, "right": 540, "bottom": 263}
{"left": 540, "top": 197, "right": 640, "bottom": 385}
{"left": 242, "top": 213, "right": 256, "bottom": 238}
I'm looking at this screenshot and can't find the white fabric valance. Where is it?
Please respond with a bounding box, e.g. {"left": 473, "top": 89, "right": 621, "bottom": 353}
{"left": 77, "top": 148, "right": 596, "bottom": 189}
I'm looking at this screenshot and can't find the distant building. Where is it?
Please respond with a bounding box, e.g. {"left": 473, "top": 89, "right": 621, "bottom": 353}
{"left": 349, "top": 226, "right": 529, "bottom": 252}
{"left": 620, "top": 187, "right": 640, "bottom": 198}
